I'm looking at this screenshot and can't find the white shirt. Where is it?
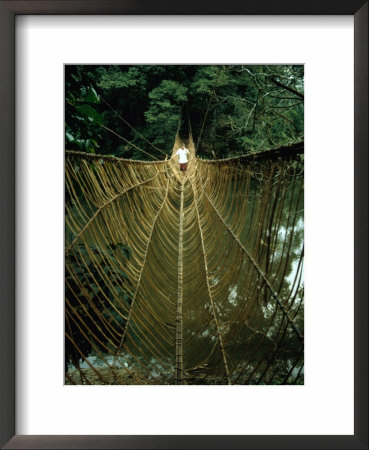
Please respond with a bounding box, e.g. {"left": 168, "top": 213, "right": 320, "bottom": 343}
{"left": 176, "top": 148, "right": 190, "bottom": 163}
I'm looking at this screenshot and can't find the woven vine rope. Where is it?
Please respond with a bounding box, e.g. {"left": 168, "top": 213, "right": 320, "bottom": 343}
{"left": 65, "top": 134, "right": 304, "bottom": 385}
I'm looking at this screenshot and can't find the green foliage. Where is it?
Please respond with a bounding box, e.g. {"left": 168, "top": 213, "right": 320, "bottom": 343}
{"left": 97, "top": 66, "right": 148, "bottom": 90}
{"left": 65, "top": 65, "right": 304, "bottom": 159}
{"left": 144, "top": 80, "right": 188, "bottom": 147}
{"left": 65, "top": 66, "right": 103, "bottom": 153}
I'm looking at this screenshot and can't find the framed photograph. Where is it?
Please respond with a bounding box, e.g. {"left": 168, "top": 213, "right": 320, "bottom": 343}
{"left": 1, "top": 1, "right": 367, "bottom": 449}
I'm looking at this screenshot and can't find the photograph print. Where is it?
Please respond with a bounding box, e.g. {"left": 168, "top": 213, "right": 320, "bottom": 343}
{"left": 65, "top": 64, "right": 304, "bottom": 385}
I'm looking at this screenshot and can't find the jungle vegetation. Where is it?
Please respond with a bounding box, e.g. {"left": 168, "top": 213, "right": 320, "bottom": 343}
{"left": 65, "top": 64, "right": 304, "bottom": 159}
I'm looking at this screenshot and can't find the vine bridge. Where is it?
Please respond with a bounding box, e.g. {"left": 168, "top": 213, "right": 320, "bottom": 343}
{"left": 65, "top": 132, "right": 304, "bottom": 385}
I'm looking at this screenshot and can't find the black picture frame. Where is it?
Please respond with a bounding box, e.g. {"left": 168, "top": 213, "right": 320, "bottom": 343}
{"left": 0, "top": 1, "right": 367, "bottom": 449}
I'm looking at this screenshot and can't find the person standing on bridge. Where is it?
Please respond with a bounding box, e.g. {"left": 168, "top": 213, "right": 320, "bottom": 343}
{"left": 175, "top": 143, "right": 190, "bottom": 172}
